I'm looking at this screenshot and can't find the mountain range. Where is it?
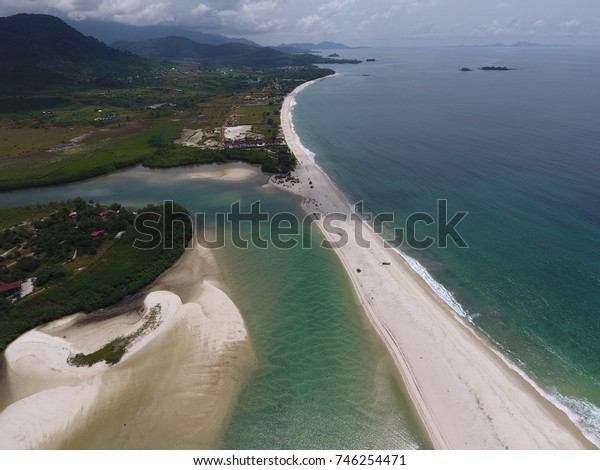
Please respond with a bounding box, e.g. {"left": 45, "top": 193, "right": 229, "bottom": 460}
{"left": 64, "top": 17, "right": 261, "bottom": 48}
{"left": 64, "top": 20, "right": 359, "bottom": 52}
{"left": 112, "top": 36, "right": 361, "bottom": 67}
{"left": 0, "top": 13, "right": 360, "bottom": 91}
{"left": 0, "top": 14, "right": 150, "bottom": 90}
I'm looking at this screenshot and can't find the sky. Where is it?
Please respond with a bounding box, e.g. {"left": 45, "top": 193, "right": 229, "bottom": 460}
{"left": 1, "top": 0, "right": 599, "bottom": 46}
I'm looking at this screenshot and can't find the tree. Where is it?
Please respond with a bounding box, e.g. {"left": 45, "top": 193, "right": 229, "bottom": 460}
{"left": 35, "top": 264, "right": 68, "bottom": 287}
{"left": 0, "top": 296, "right": 13, "bottom": 314}
{"left": 16, "top": 256, "right": 40, "bottom": 273}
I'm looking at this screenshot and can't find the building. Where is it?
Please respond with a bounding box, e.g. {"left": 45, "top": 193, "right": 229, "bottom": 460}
{"left": 0, "top": 281, "right": 23, "bottom": 297}
{"left": 90, "top": 230, "right": 106, "bottom": 238}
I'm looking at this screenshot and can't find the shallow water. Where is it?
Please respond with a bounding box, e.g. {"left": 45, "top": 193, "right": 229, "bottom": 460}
{"left": 0, "top": 163, "right": 429, "bottom": 449}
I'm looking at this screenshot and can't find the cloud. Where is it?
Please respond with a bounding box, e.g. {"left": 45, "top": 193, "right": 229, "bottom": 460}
{"left": 532, "top": 19, "right": 545, "bottom": 28}
{"left": 318, "top": 0, "right": 358, "bottom": 15}
{"left": 0, "top": 0, "right": 287, "bottom": 34}
{"left": 191, "top": 3, "right": 211, "bottom": 16}
{"left": 449, "top": 16, "right": 519, "bottom": 38}
{"left": 560, "top": 19, "right": 582, "bottom": 33}
{"left": 355, "top": 0, "right": 438, "bottom": 31}
{"left": 209, "top": 0, "right": 286, "bottom": 34}
{"left": 297, "top": 14, "right": 336, "bottom": 34}
{"left": 411, "top": 22, "right": 437, "bottom": 36}
{"left": 1, "top": 0, "right": 599, "bottom": 43}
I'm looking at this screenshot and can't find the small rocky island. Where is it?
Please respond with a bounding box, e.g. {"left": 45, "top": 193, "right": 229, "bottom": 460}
{"left": 328, "top": 53, "right": 340, "bottom": 57}
{"left": 366, "top": 58, "right": 376, "bottom": 62}
{"left": 459, "top": 67, "right": 473, "bottom": 72}
{"left": 479, "top": 66, "right": 514, "bottom": 71}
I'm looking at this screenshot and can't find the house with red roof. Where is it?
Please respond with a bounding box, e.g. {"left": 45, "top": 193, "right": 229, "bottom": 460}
{"left": 0, "top": 281, "right": 23, "bottom": 296}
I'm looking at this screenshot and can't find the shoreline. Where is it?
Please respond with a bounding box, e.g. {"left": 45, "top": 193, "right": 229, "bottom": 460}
{"left": 274, "top": 76, "right": 596, "bottom": 449}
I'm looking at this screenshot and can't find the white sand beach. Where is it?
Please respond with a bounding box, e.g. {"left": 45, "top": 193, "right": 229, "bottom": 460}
{"left": 0, "top": 244, "right": 252, "bottom": 449}
{"left": 273, "top": 77, "right": 595, "bottom": 449}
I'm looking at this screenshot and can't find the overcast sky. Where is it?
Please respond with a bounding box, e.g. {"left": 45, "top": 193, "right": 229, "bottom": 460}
{"left": 2, "top": 0, "right": 599, "bottom": 45}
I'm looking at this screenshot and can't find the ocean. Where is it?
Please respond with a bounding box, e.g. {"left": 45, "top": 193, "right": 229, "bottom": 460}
{"left": 1, "top": 46, "right": 599, "bottom": 447}
{"left": 290, "top": 46, "right": 600, "bottom": 444}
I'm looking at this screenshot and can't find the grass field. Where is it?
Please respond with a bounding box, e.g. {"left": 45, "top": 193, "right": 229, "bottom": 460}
{"left": 0, "top": 121, "right": 182, "bottom": 191}
{"left": 0, "top": 201, "right": 71, "bottom": 230}
{"left": 0, "top": 125, "right": 95, "bottom": 156}
{"left": 234, "top": 104, "right": 281, "bottom": 137}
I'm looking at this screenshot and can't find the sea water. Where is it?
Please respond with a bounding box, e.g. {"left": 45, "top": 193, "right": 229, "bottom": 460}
{"left": 291, "top": 46, "right": 600, "bottom": 444}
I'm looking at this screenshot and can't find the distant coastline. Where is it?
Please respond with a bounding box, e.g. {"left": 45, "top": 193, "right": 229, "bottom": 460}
{"left": 448, "top": 41, "right": 571, "bottom": 48}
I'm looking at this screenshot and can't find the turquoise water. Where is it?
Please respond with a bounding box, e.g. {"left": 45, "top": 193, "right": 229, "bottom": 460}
{"left": 291, "top": 46, "right": 600, "bottom": 443}
{"left": 218, "top": 191, "right": 426, "bottom": 449}
{"left": 0, "top": 164, "right": 429, "bottom": 448}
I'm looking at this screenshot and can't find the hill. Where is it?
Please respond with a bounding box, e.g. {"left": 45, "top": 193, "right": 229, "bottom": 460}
{"left": 273, "top": 44, "right": 314, "bottom": 54}
{"left": 0, "top": 13, "right": 150, "bottom": 90}
{"left": 64, "top": 17, "right": 261, "bottom": 47}
{"left": 113, "top": 36, "right": 362, "bottom": 67}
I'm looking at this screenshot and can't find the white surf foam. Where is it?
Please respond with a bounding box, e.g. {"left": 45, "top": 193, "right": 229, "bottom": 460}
{"left": 394, "top": 249, "right": 600, "bottom": 447}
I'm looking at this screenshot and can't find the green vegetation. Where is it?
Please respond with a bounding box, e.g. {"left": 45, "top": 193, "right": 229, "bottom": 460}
{"left": 0, "top": 201, "right": 76, "bottom": 230}
{"left": 0, "top": 96, "right": 72, "bottom": 113}
{"left": 0, "top": 14, "right": 339, "bottom": 191}
{"left": 0, "top": 14, "right": 346, "bottom": 193}
{"left": 0, "top": 198, "right": 133, "bottom": 286}
{"left": 233, "top": 104, "right": 280, "bottom": 138}
{"left": 68, "top": 304, "right": 162, "bottom": 366}
{"left": 0, "top": 65, "right": 333, "bottom": 191}
{"left": 69, "top": 336, "right": 130, "bottom": 366}
{"left": 0, "top": 123, "right": 180, "bottom": 191}
{"left": 145, "top": 145, "right": 296, "bottom": 174}
{"left": 0, "top": 200, "right": 192, "bottom": 351}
